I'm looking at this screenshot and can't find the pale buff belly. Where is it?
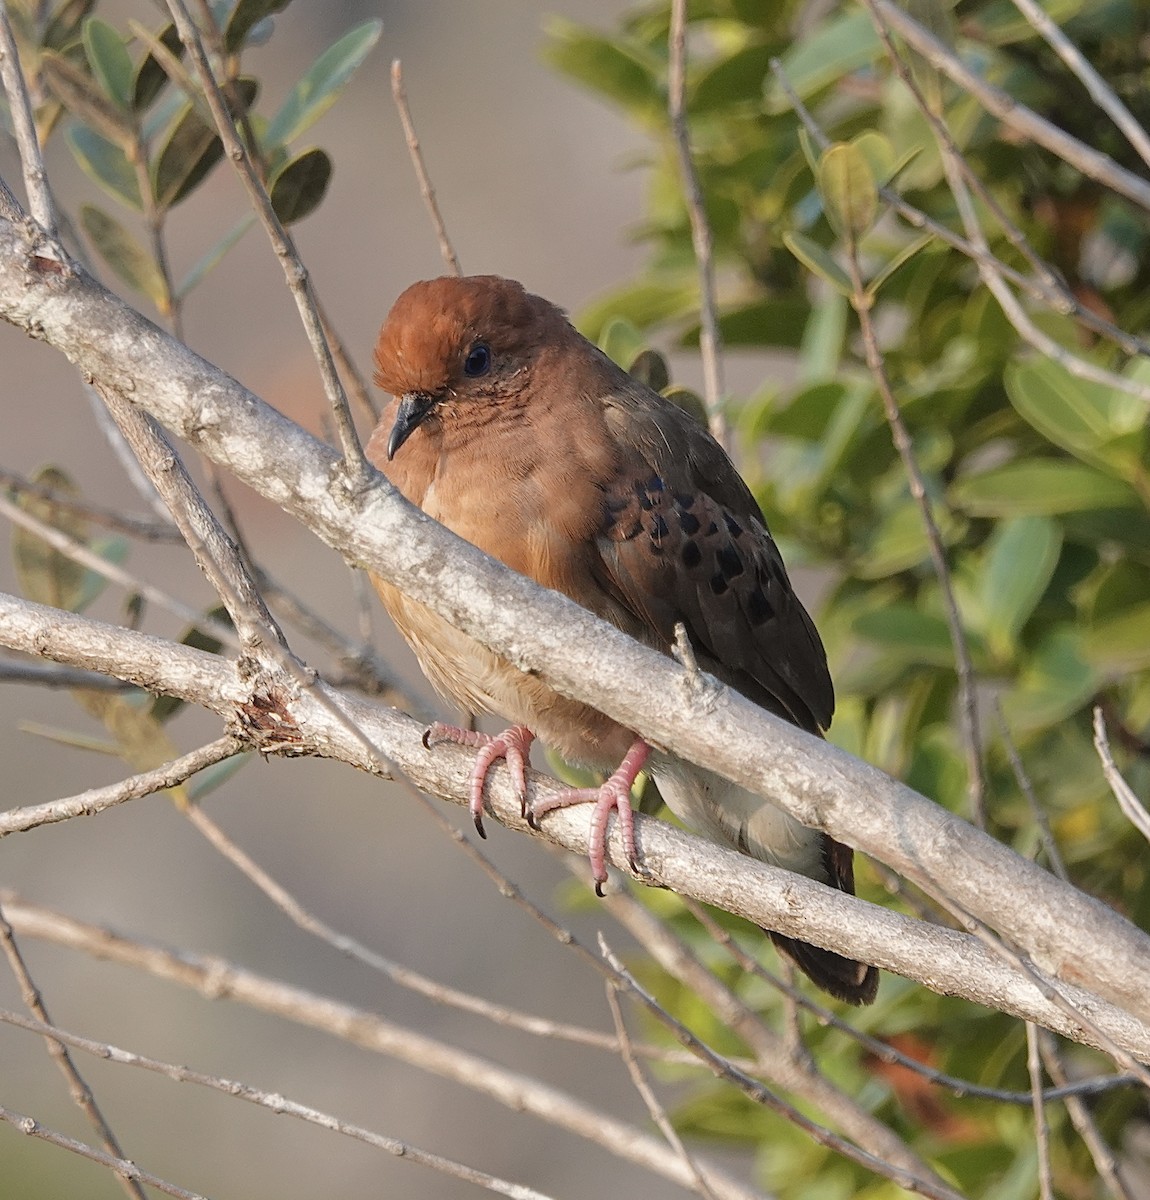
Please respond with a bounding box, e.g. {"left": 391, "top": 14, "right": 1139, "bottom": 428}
{"left": 372, "top": 578, "right": 637, "bottom": 768}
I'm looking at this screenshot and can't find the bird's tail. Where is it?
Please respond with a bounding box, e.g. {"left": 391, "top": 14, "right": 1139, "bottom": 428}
{"left": 769, "top": 834, "right": 878, "bottom": 1005}
{"left": 768, "top": 931, "right": 878, "bottom": 1005}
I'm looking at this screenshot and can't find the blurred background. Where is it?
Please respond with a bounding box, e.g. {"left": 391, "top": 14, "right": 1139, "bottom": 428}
{"left": 0, "top": 3, "right": 754, "bottom": 1197}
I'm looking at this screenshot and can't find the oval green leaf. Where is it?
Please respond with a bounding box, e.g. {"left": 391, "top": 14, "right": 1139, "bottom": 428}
{"left": 950, "top": 460, "right": 1139, "bottom": 516}
{"left": 132, "top": 22, "right": 184, "bottom": 111}
{"left": 66, "top": 124, "right": 141, "bottom": 209}
{"left": 818, "top": 142, "right": 878, "bottom": 239}
{"left": 225, "top": 0, "right": 292, "bottom": 53}
{"left": 83, "top": 17, "right": 134, "bottom": 110}
{"left": 978, "top": 515, "right": 1062, "bottom": 660}
{"left": 80, "top": 204, "right": 167, "bottom": 311}
{"left": 265, "top": 20, "right": 383, "bottom": 147}
{"left": 783, "top": 231, "right": 852, "bottom": 295}
{"left": 269, "top": 148, "right": 332, "bottom": 224}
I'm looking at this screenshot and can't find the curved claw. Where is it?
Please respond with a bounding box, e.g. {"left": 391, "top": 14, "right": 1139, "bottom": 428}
{"left": 528, "top": 738, "right": 650, "bottom": 890}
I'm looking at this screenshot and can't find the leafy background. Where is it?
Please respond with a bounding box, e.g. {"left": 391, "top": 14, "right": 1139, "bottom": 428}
{"left": 3, "top": 0, "right": 1150, "bottom": 1197}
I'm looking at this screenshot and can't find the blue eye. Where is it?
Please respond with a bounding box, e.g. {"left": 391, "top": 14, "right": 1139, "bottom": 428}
{"left": 463, "top": 343, "right": 491, "bottom": 377}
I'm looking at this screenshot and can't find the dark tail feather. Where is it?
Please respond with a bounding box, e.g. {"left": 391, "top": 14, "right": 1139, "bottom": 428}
{"left": 769, "top": 932, "right": 879, "bottom": 1005}
{"left": 767, "top": 834, "right": 878, "bottom": 1005}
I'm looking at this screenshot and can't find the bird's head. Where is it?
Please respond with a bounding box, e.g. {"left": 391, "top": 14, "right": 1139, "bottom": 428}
{"left": 373, "top": 274, "right": 571, "bottom": 460}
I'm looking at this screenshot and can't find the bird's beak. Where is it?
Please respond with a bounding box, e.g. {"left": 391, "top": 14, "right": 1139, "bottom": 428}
{"left": 387, "top": 391, "right": 437, "bottom": 460}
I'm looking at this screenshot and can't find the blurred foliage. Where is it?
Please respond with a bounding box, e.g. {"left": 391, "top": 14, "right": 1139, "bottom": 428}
{"left": 550, "top": 0, "right": 1150, "bottom": 1193}
{"left": 4, "top": 0, "right": 380, "bottom": 318}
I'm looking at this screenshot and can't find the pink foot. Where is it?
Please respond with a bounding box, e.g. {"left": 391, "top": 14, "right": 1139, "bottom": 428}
{"left": 423, "top": 722, "right": 535, "bottom": 838}
{"left": 529, "top": 738, "right": 650, "bottom": 896}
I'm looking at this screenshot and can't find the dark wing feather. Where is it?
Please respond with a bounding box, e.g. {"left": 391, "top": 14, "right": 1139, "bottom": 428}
{"left": 593, "top": 380, "right": 833, "bottom": 736}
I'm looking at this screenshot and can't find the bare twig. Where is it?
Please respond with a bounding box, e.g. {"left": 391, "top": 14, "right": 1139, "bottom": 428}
{"left": 767, "top": 58, "right": 1150, "bottom": 360}
{"left": 0, "top": 1006, "right": 556, "bottom": 1200}
{"left": 874, "top": 0, "right": 1150, "bottom": 214}
{"left": 597, "top": 935, "right": 965, "bottom": 1200}
{"left": 390, "top": 60, "right": 462, "bottom": 276}
{"left": 0, "top": 904, "right": 147, "bottom": 1200}
{"left": 0, "top": 660, "right": 133, "bottom": 689}
{"left": 0, "top": 488, "right": 241, "bottom": 650}
{"left": 841, "top": 237, "right": 987, "bottom": 827}
{"left": 667, "top": 0, "right": 727, "bottom": 450}
{"left": 0, "top": 736, "right": 241, "bottom": 837}
{"left": 0, "top": 894, "right": 766, "bottom": 1200}
{"left": 0, "top": 1102, "right": 208, "bottom": 1200}
{"left": 1094, "top": 707, "right": 1150, "bottom": 845}
{"left": 1039, "top": 1031, "right": 1136, "bottom": 1200}
{"left": 997, "top": 703, "right": 1070, "bottom": 881}
{"left": 162, "top": 0, "right": 368, "bottom": 479}
{"left": 0, "top": 467, "right": 182, "bottom": 541}
{"left": 605, "top": 984, "right": 721, "bottom": 1200}
{"left": 1026, "top": 1022, "right": 1055, "bottom": 1200}
{"left": 0, "top": 1, "right": 59, "bottom": 237}
{"left": 1006, "top": 0, "right": 1150, "bottom": 174}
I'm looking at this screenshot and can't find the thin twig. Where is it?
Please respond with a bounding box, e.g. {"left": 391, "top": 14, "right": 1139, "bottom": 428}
{"left": 0, "top": 903, "right": 147, "bottom": 1200}
{"left": 0, "top": 467, "right": 183, "bottom": 541}
{"left": 1093, "top": 707, "right": 1150, "bottom": 845}
{"left": 0, "top": 736, "right": 241, "bottom": 837}
{"left": 0, "top": 660, "right": 133, "bottom": 689}
{"left": 997, "top": 702, "right": 1070, "bottom": 881}
{"left": 1006, "top": 0, "right": 1150, "bottom": 174}
{"left": 1026, "top": 1022, "right": 1055, "bottom": 1200}
{"left": 874, "top": 0, "right": 1150, "bottom": 214}
{"left": 162, "top": 0, "right": 368, "bottom": 479}
{"left": 667, "top": 0, "right": 728, "bottom": 450}
{"left": 767, "top": 58, "right": 1150, "bottom": 360}
{"left": 863, "top": 0, "right": 1150, "bottom": 406}
{"left": 683, "top": 899, "right": 1138, "bottom": 1106}
{"left": 390, "top": 59, "right": 462, "bottom": 276}
{"left": 0, "top": 1006, "right": 556, "bottom": 1200}
{"left": 0, "top": 894, "right": 765, "bottom": 1200}
{"left": 0, "top": 488, "right": 241, "bottom": 650}
{"left": 0, "top": 1102, "right": 209, "bottom": 1200}
{"left": 0, "top": 1, "right": 59, "bottom": 237}
{"left": 597, "top": 936, "right": 965, "bottom": 1200}
{"left": 841, "top": 237, "right": 987, "bottom": 826}
{"left": 1039, "top": 1031, "right": 1136, "bottom": 1200}
{"left": 605, "top": 984, "right": 721, "bottom": 1200}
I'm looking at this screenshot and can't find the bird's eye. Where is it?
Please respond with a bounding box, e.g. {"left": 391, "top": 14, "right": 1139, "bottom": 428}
{"left": 463, "top": 342, "right": 491, "bottom": 377}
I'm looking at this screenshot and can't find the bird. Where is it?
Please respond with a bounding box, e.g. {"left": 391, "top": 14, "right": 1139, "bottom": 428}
{"left": 367, "top": 274, "right": 878, "bottom": 1005}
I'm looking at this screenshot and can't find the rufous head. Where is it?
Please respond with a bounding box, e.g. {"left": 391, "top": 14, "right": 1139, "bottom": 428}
{"left": 373, "top": 275, "right": 572, "bottom": 459}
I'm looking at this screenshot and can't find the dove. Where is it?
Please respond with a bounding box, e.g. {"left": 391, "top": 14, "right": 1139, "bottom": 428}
{"left": 368, "top": 275, "right": 878, "bottom": 1004}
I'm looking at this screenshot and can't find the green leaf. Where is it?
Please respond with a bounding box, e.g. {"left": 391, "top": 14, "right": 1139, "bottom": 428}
{"left": 11, "top": 466, "right": 89, "bottom": 611}
{"left": 42, "top": 49, "right": 135, "bottom": 146}
{"left": 44, "top": 0, "right": 97, "bottom": 52}
{"left": 67, "top": 124, "right": 142, "bottom": 209}
{"left": 132, "top": 22, "right": 183, "bottom": 111}
{"left": 979, "top": 516, "right": 1062, "bottom": 661}
{"left": 1083, "top": 602, "right": 1150, "bottom": 672}
{"left": 269, "top": 148, "right": 332, "bottom": 224}
{"left": 854, "top": 606, "right": 955, "bottom": 665}
{"left": 765, "top": 9, "right": 881, "bottom": 112}
{"left": 543, "top": 18, "right": 663, "bottom": 122}
{"left": 1005, "top": 358, "right": 1146, "bottom": 482}
{"left": 265, "top": 20, "right": 383, "bottom": 146}
{"left": 866, "top": 232, "right": 933, "bottom": 299}
{"left": 798, "top": 291, "right": 846, "bottom": 383}
{"left": 225, "top": 0, "right": 292, "bottom": 54}
{"left": 950, "top": 461, "right": 1139, "bottom": 517}
{"left": 187, "top": 752, "right": 250, "bottom": 801}
{"left": 782, "top": 232, "right": 851, "bottom": 294}
{"left": 80, "top": 204, "right": 168, "bottom": 310}
{"left": 75, "top": 535, "right": 130, "bottom": 614}
{"left": 691, "top": 43, "right": 775, "bottom": 112}
{"left": 629, "top": 349, "right": 670, "bottom": 392}
{"left": 152, "top": 79, "right": 257, "bottom": 209}
{"left": 598, "top": 317, "right": 648, "bottom": 370}
{"left": 83, "top": 17, "right": 134, "bottom": 110}
{"left": 818, "top": 142, "right": 877, "bottom": 240}
{"left": 1001, "top": 627, "right": 1099, "bottom": 731}
{"left": 855, "top": 499, "right": 959, "bottom": 579}
{"left": 177, "top": 213, "right": 255, "bottom": 299}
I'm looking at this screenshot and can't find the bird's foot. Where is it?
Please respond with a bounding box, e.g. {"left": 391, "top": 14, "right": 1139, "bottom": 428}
{"left": 423, "top": 722, "right": 535, "bottom": 838}
{"left": 529, "top": 737, "right": 650, "bottom": 896}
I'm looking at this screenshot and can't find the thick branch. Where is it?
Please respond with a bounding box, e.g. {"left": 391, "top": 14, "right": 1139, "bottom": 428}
{"left": 1, "top": 214, "right": 1149, "bottom": 1026}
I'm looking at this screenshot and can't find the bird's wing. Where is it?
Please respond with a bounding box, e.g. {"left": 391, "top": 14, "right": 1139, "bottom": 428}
{"left": 591, "top": 379, "right": 834, "bottom": 736}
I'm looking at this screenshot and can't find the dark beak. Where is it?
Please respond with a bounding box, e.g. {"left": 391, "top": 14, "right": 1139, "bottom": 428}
{"left": 387, "top": 391, "right": 437, "bottom": 460}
